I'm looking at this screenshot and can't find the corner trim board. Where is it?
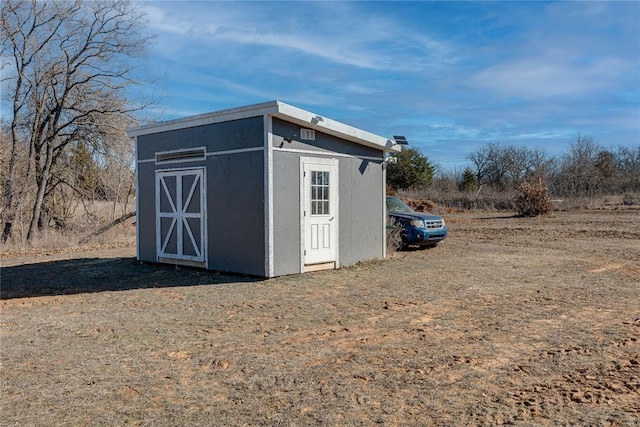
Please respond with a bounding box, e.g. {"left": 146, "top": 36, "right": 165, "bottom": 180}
{"left": 264, "top": 116, "right": 274, "bottom": 277}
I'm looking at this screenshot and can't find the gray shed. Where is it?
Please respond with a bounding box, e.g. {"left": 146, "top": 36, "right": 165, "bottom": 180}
{"left": 128, "top": 100, "right": 401, "bottom": 277}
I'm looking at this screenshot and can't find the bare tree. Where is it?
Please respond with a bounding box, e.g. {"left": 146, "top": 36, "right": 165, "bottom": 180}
{"left": 101, "top": 124, "right": 136, "bottom": 219}
{"left": 502, "top": 145, "right": 530, "bottom": 187}
{"left": 468, "top": 143, "right": 515, "bottom": 189}
{"left": 528, "top": 147, "right": 554, "bottom": 181}
{"left": 552, "top": 135, "right": 602, "bottom": 197}
{"left": 615, "top": 145, "right": 640, "bottom": 193}
{"left": 594, "top": 150, "right": 616, "bottom": 194}
{"left": 467, "top": 144, "right": 491, "bottom": 186}
{"left": 1, "top": 0, "right": 149, "bottom": 242}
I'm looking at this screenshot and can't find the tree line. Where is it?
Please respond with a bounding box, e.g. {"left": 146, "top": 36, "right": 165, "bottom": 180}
{"left": 388, "top": 137, "right": 640, "bottom": 199}
{"left": 465, "top": 136, "right": 640, "bottom": 197}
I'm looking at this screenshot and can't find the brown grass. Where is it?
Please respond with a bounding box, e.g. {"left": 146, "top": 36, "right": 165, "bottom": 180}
{"left": 0, "top": 200, "right": 134, "bottom": 251}
{"left": 1, "top": 207, "right": 639, "bottom": 425}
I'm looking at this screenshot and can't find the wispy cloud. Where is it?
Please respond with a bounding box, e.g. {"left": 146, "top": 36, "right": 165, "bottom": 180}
{"left": 133, "top": 1, "right": 639, "bottom": 169}
{"left": 143, "top": 2, "right": 453, "bottom": 72}
{"left": 471, "top": 56, "right": 631, "bottom": 99}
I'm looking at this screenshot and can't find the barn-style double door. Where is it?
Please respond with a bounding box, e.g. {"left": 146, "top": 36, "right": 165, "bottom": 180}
{"left": 155, "top": 168, "right": 205, "bottom": 265}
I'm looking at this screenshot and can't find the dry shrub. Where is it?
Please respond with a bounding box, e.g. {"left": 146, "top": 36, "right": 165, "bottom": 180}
{"left": 515, "top": 179, "right": 553, "bottom": 217}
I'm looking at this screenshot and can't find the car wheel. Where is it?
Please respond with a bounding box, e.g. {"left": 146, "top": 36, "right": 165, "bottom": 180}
{"left": 386, "top": 224, "right": 405, "bottom": 251}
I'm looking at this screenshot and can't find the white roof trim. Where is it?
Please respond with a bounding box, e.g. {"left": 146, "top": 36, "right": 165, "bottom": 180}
{"left": 127, "top": 100, "right": 400, "bottom": 153}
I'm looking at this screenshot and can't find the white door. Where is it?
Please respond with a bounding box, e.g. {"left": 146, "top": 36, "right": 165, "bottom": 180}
{"left": 301, "top": 158, "right": 338, "bottom": 266}
{"left": 156, "top": 168, "right": 205, "bottom": 264}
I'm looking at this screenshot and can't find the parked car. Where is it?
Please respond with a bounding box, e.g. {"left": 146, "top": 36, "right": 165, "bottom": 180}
{"left": 386, "top": 196, "right": 448, "bottom": 248}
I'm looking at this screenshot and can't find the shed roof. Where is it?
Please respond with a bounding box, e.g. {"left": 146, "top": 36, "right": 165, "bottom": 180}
{"left": 128, "top": 100, "right": 401, "bottom": 153}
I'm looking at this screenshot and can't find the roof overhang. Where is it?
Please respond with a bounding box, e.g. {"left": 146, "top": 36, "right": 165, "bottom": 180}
{"left": 127, "top": 100, "right": 401, "bottom": 153}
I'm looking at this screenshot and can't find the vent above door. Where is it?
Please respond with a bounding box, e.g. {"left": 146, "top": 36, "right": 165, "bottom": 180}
{"left": 300, "top": 128, "right": 316, "bottom": 141}
{"left": 156, "top": 147, "right": 206, "bottom": 164}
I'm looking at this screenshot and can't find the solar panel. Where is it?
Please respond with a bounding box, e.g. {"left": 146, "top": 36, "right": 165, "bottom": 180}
{"left": 393, "top": 135, "right": 409, "bottom": 145}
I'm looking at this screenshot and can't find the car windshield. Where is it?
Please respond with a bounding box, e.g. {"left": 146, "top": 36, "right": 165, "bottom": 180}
{"left": 386, "top": 197, "right": 414, "bottom": 213}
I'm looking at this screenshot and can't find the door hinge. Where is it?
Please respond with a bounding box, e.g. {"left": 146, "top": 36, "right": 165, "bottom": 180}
{"left": 304, "top": 250, "right": 306, "bottom": 256}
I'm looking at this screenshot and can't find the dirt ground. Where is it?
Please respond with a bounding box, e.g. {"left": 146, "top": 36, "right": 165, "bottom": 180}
{"left": 1, "top": 208, "right": 639, "bottom": 426}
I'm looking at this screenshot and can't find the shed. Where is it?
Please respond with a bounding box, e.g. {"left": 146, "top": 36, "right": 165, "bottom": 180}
{"left": 128, "top": 100, "right": 401, "bottom": 277}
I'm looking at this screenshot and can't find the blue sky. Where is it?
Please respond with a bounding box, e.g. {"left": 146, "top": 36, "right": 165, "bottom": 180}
{"left": 135, "top": 1, "right": 640, "bottom": 170}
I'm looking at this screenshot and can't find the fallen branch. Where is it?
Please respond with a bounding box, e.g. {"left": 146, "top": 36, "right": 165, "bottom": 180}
{"left": 79, "top": 211, "right": 136, "bottom": 244}
{"left": 473, "top": 184, "right": 483, "bottom": 201}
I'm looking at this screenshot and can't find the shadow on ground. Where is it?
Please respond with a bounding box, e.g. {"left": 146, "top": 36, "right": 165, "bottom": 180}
{"left": 478, "top": 214, "right": 521, "bottom": 220}
{"left": 1, "top": 257, "right": 262, "bottom": 299}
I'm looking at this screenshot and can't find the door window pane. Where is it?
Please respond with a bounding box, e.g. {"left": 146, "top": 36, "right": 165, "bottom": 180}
{"left": 310, "top": 171, "right": 330, "bottom": 215}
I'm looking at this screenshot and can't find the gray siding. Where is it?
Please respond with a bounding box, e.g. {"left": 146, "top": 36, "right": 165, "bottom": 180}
{"left": 136, "top": 161, "right": 161, "bottom": 263}
{"left": 137, "top": 117, "right": 264, "bottom": 161}
{"left": 272, "top": 118, "right": 383, "bottom": 159}
{"left": 272, "top": 151, "right": 302, "bottom": 276}
{"left": 338, "top": 158, "right": 385, "bottom": 266}
{"left": 205, "top": 151, "right": 265, "bottom": 276}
